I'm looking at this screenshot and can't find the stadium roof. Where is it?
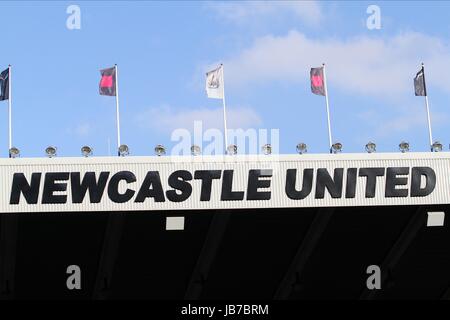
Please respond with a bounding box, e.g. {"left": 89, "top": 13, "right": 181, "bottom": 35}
{"left": 0, "top": 152, "right": 448, "bottom": 299}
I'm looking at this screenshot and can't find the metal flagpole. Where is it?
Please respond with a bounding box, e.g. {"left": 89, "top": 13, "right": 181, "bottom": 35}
{"left": 425, "top": 94, "right": 433, "bottom": 149}
{"left": 421, "top": 63, "right": 433, "bottom": 150}
{"left": 322, "top": 63, "right": 333, "bottom": 153}
{"left": 221, "top": 64, "right": 229, "bottom": 153}
{"left": 8, "top": 65, "right": 12, "bottom": 151}
{"left": 114, "top": 64, "right": 122, "bottom": 155}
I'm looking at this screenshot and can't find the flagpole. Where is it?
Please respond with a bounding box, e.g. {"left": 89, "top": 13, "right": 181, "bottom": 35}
{"left": 422, "top": 63, "right": 433, "bottom": 150}
{"left": 425, "top": 94, "right": 433, "bottom": 149}
{"left": 322, "top": 63, "right": 333, "bottom": 153}
{"left": 114, "top": 64, "right": 122, "bottom": 155}
{"left": 221, "top": 64, "right": 229, "bottom": 153}
{"left": 8, "top": 65, "right": 12, "bottom": 152}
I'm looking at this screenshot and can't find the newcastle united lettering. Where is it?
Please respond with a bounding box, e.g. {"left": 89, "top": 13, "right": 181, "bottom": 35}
{"left": 9, "top": 167, "right": 435, "bottom": 205}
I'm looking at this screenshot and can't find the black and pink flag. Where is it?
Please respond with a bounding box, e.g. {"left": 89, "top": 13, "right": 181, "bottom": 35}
{"left": 99, "top": 66, "right": 116, "bottom": 96}
{"left": 310, "top": 67, "right": 326, "bottom": 96}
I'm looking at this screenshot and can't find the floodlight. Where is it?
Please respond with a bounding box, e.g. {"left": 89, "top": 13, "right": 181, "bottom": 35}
{"left": 81, "top": 146, "right": 93, "bottom": 157}
{"left": 118, "top": 144, "right": 129, "bottom": 157}
{"left": 227, "top": 144, "right": 237, "bottom": 155}
{"left": 431, "top": 141, "right": 442, "bottom": 152}
{"left": 262, "top": 144, "right": 272, "bottom": 155}
{"left": 296, "top": 143, "right": 307, "bottom": 154}
{"left": 399, "top": 141, "right": 409, "bottom": 153}
{"left": 9, "top": 147, "right": 20, "bottom": 158}
{"left": 45, "top": 146, "right": 57, "bottom": 158}
{"left": 365, "top": 142, "right": 376, "bottom": 153}
{"left": 331, "top": 142, "right": 342, "bottom": 154}
{"left": 154, "top": 144, "right": 166, "bottom": 156}
{"left": 191, "top": 145, "right": 201, "bottom": 156}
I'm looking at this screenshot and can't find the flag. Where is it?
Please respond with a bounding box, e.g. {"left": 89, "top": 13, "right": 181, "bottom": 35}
{"left": 206, "top": 65, "right": 224, "bottom": 99}
{"left": 310, "top": 67, "right": 326, "bottom": 96}
{"left": 0, "top": 68, "right": 9, "bottom": 101}
{"left": 99, "top": 66, "right": 116, "bottom": 96}
{"left": 414, "top": 67, "right": 427, "bottom": 96}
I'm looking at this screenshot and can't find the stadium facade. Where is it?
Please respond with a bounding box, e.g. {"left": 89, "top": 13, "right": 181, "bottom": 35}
{"left": 0, "top": 152, "right": 449, "bottom": 299}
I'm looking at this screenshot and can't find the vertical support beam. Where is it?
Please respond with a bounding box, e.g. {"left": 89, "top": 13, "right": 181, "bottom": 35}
{"left": 0, "top": 214, "right": 18, "bottom": 299}
{"left": 274, "top": 208, "right": 334, "bottom": 300}
{"left": 184, "top": 212, "right": 231, "bottom": 300}
{"left": 92, "top": 213, "right": 125, "bottom": 300}
{"left": 360, "top": 207, "right": 425, "bottom": 300}
{"left": 441, "top": 286, "right": 450, "bottom": 300}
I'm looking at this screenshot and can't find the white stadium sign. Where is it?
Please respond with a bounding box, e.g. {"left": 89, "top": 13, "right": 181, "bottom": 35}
{"left": 0, "top": 152, "right": 447, "bottom": 213}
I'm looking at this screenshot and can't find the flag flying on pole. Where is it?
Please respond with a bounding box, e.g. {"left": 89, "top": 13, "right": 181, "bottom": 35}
{"left": 310, "top": 67, "right": 326, "bottom": 96}
{"left": 99, "top": 67, "right": 116, "bottom": 96}
{"left": 414, "top": 67, "right": 427, "bottom": 96}
{"left": 206, "top": 65, "right": 224, "bottom": 99}
{"left": 0, "top": 68, "right": 9, "bottom": 101}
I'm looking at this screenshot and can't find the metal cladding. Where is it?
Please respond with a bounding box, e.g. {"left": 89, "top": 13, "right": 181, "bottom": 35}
{"left": 0, "top": 152, "right": 449, "bottom": 213}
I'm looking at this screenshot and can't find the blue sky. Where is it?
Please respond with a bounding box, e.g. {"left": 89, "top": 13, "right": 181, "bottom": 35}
{"left": 2, "top": 1, "right": 450, "bottom": 157}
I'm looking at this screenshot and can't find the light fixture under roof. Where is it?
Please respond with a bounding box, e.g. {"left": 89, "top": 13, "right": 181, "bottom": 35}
{"left": 331, "top": 142, "right": 342, "bottom": 154}
{"left": 154, "top": 144, "right": 166, "bottom": 156}
{"left": 118, "top": 144, "right": 129, "bottom": 157}
{"left": 296, "top": 142, "right": 307, "bottom": 154}
{"left": 227, "top": 144, "right": 237, "bottom": 155}
{"left": 399, "top": 141, "right": 409, "bottom": 153}
{"left": 262, "top": 144, "right": 272, "bottom": 155}
{"left": 365, "top": 141, "right": 376, "bottom": 153}
{"left": 9, "top": 147, "right": 20, "bottom": 158}
{"left": 81, "top": 145, "right": 93, "bottom": 157}
{"left": 45, "top": 146, "right": 57, "bottom": 158}
{"left": 191, "top": 145, "right": 201, "bottom": 156}
{"left": 431, "top": 141, "right": 442, "bottom": 152}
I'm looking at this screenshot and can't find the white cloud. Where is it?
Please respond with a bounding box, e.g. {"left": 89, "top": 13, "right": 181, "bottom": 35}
{"left": 136, "top": 105, "right": 262, "bottom": 133}
{"left": 75, "top": 123, "right": 91, "bottom": 137}
{"left": 66, "top": 123, "right": 92, "bottom": 137}
{"left": 208, "top": 1, "right": 323, "bottom": 26}
{"left": 222, "top": 30, "right": 450, "bottom": 97}
{"left": 376, "top": 113, "right": 427, "bottom": 138}
{"left": 355, "top": 100, "right": 449, "bottom": 138}
{"left": 376, "top": 110, "right": 449, "bottom": 138}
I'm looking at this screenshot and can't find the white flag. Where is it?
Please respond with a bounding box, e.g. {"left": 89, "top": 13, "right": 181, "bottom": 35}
{"left": 205, "top": 65, "right": 224, "bottom": 99}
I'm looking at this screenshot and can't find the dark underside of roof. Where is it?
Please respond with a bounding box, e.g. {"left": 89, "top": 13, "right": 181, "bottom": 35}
{"left": 0, "top": 205, "right": 449, "bottom": 300}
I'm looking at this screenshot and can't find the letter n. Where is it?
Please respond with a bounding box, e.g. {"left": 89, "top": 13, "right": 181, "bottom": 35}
{"left": 10, "top": 173, "right": 41, "bottom": 204}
